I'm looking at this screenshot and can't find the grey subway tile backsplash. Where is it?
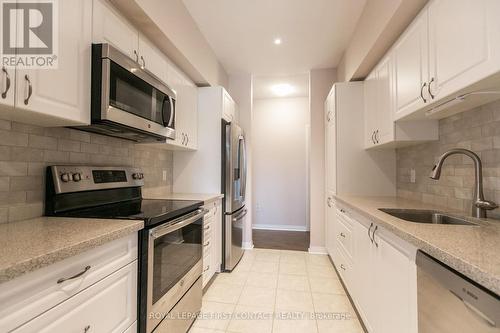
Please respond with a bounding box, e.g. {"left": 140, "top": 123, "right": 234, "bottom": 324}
{"left": 397, "top": 99, "right": 500, "bottom": 217}
{"left": 0, "top": 120, "right": 173, "bottom": 223}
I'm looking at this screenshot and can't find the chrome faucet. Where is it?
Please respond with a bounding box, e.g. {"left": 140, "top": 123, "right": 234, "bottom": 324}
{"left": 430, "top": 148, "right": 498, "bottom": 218}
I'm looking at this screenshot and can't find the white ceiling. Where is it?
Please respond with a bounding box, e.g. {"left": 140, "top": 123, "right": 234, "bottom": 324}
{"left": 182, "top": 0, "right": 367, "bottom": 76}
{"left": 253, "top": 74, "right": 309, "bottom": 99}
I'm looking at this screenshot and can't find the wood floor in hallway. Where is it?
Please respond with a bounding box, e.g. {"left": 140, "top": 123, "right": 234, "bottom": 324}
{"left": 252, "top": 229, "right": 310, "bottom": 251}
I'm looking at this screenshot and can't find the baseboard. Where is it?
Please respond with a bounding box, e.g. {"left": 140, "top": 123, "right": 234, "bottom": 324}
{"left": 308, "top": 246, "right": 328, "bottom": 255}
{"left": 252, "top": 224, "right": 308, "bottom": 232}
{"left": 242, "top": 241, "right": 254, "bottom": 250}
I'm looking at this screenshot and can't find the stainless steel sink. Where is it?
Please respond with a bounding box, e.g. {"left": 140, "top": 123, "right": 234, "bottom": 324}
{"left": 378, "top": 208, "right": 478, "bottom": 226}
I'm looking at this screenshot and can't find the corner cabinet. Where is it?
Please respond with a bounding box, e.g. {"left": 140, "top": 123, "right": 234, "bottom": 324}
{"left": 0, "top": 0, "right": 92, "bottom": 127}
{"left": 331, "top": 203, "right": 418, "bottom": 333}
{"left": 365, "top": 51, "right": 438, "bottom": 149}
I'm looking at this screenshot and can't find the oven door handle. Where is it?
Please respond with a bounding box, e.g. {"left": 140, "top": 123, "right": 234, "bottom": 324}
{"left": 150, "top": 208, "right": 207, "bottom": 239}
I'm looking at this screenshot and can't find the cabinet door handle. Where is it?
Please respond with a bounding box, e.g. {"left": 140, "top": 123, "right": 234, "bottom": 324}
{"left": 372, "top": 225, "right": 379, "bottom": 247}
{"left": 428, "top": 77, "right": 435, "bottom": 99}
{"left": 375, "top": 130, "right": 379, "bottom": 144}
{"left": 133, "top": 50, "right": 139, "bottom": 62}
{"left": 327, "top": 111, "right": 332, "bottom": 122}
{"left": 140, "top": 55, "right": 146, "bottom": 69}
{"left": 340, "top": 264, "right": 346, "bottom": 271}
{"left": 327, "top": 197, "right": 332, "bottom": 208}
{"left": 84, "top": 325, "right": 91, "bottom": 333}
{"left": 186, "top": 134, "right": 189, "bottom": 146}
{"left": 368, "top": 223, "right": 374, "bottom": 243}
{"left": 204, "top": 225, "right": 210, "bottom": 230}
{"left": 420, "top": 82, "right": 427, "bottom": 103}
{"left": 24, "top": 75, "right": 32, "bottom": 105}
{"left": 181, "top": 133, "right": 186, "bottom": 145}
{"left": 203, "top": 265, "right": 210, "bottom": 272}
{"left": 57, "top": 265, "right": 91, "bottom": 284}
{"left": 204, "top": 241, "right": 210, "bottom": 247}
{"left": 1, "top": 67, "right": 10, "bottom": 99}
{"left": 340, "top": 232, "right": 346, "bottom": 238}
{"left": 340, "top": 208, "right": 345, "bottom": 213}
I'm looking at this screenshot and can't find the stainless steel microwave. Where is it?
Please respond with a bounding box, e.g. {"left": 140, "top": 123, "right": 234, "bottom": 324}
{"left": 76, "top": 43, "right": 176, "bottom": 142}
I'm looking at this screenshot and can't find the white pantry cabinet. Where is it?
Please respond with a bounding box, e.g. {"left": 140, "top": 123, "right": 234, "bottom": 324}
{"left": 0, "top": 0, "right": 92, "bottom": 127}
{"left": 323, "top": 82, "right": 395, "bottom": 203}
{"left": 389, "top": 0, "right": 500, "bottom": 120}
{"left": 202, "top": 199, "right": 222, "bottom": 287}
{"left": 332, "top": 204, "right": 418, "bottom": 333}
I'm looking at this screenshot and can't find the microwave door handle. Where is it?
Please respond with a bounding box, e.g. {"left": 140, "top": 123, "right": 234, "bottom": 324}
{"left": 167, "top": 96, "right": 175, "bottom": 127}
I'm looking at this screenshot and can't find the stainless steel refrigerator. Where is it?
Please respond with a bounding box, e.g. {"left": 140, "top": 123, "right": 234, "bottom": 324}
{"left": 222, "top": 120, "right": 247, "bottom": 271}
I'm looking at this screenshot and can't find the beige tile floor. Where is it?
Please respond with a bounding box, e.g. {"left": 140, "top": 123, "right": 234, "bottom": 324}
{"left": 190, "top": 249, "right": 364, "bottom": 333}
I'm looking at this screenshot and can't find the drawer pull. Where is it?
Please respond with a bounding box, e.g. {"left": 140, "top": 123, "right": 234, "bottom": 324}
{"left": 204, "top": 241, "right": 210, "bottom": 247}
{"left": 203, "top": 265, "right": 210, "bottom": 272}
{"left": 340, "top": 264, "right": 346, "bottom": 271}
{"left": 204, "top": 225, "right": 211, "bottom": 230}
{"left": 372, "top": 225, "right": 379, "bottom": 248}
{"left": 368, "top": 223, "right": 374, "bottom": 243}
{"left": 340, "top": 209, "right": 346, "bottom": 213}
{"left": 84, "top": 325, "right": 91, "bottom": 333}
{"left": 57, "top": 265, "right": 91, "bottom": 284}
{"left": 340, "top": 232, "right": 346, "bottom": 238}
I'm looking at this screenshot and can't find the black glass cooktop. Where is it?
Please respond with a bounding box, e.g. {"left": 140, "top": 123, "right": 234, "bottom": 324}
{"left": 56, "top": 199, "right": 203, "bottom": 227}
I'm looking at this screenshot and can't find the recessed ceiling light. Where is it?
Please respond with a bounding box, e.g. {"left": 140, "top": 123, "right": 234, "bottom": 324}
{"left": 271, "top": 83, "right": 294, "bottom": 97}
{"left": 273, "top": 38, "right": 282, "bottom": 45}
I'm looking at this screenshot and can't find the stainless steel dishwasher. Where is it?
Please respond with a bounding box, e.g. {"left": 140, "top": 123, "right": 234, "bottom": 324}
{"left": 416, "top": 251, "right": 500, "bottom": 333}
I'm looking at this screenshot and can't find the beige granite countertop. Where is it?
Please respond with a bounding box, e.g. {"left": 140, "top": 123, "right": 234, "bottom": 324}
{"left": 334, "top": 195, "right": 500, "bottom": 295}
{"left": 143, "top": 192, "right": 224, "bottom": 205}
{"left": 0, "top": 217, "right": 143, "bottom": 284}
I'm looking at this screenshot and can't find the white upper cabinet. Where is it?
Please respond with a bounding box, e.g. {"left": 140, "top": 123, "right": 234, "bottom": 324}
{"left": 0, "top": 66, "right": 14, "bottom": 109}
{"left": 14, "top": 0, "right": 92, "bottom": 126}
{"left": 389, "top": 0, "right": 500, "bottom": 120}
{"left": 138, "top": 36, "right": 168, "bottom": 84}
{"left": 427, "top": 0, "right": 500, "bottom": 101}
{"left": 92, "top": 0, "right": 139, "bottom": 60}
{"left": 393, "top": 11, "right": 429, "bottom": 120}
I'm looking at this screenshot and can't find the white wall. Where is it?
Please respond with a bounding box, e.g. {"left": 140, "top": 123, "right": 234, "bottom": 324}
{"left": 309, "top": 69, "right": 336, "bottom": 253}
{"left": 252, "top": 97, "right": 309, "bottom": 231}
{"left": 228, "top": 74, "right": 254, "bottom": 249}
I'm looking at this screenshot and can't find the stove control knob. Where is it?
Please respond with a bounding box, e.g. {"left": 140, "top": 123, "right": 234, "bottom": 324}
{"left": 72, "top": 173, "right": 82, "bottom": 182}
{"left": 60, "top": 173, "right": 71, "bottom": 182}
{"left": 132, "top": 173, "right": 140, "bottom": 180}
{"left": 139, "top": 173, "right": 144, "bottom": 179}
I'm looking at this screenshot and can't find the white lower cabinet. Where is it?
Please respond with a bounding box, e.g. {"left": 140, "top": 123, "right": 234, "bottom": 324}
{"left": 0, "top": 234, "right": 138, "bottom": 333}
{"left": 331, "top": 205, "right": 417, "bottom": 333}
{"left": 13, "top": 261, "right": 137, "bottom": 333}
{"left": 202, "top": 199, "right": 222, "bottom": 287}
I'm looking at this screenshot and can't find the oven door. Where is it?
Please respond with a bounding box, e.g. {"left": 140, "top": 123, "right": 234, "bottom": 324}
{"left": 146, "top": 209, "right": 205, "bottom": 333}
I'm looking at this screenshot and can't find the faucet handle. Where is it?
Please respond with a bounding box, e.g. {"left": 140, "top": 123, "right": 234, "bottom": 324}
{"left": 475, "top": 200, "right": 499, "bottom": 210}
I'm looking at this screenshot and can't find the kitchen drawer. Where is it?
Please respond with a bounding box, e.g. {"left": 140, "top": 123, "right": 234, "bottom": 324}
{"left": 0, "top": 234, "right": 138, "bottom": 332}
{"left": 13, "top": 261, "right": 137, "bottom": 333}
{"left": 335, "top": 245, "right": 353, "bottom": 289}
{"left": 204, "top": 221, "right": 213, "bottom": 240}
{"left": 203, "top": 233, "right": 212, "bottom": 255}
{"left": 335, "top": 218, "right": 353, "bottom": 259}
{"left": 202, "top": 252, "right": 212, "bottom": 286}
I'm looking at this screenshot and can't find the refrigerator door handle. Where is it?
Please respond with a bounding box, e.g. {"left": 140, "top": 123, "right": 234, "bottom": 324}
{"left": 239, "top": 135, "right": 247, "bottom": 200}
{"left": 232, "top": 208, "right": 248, "bottom": 222}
